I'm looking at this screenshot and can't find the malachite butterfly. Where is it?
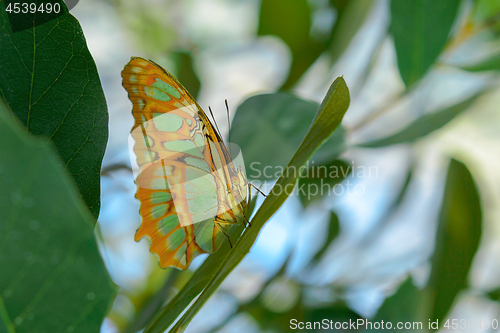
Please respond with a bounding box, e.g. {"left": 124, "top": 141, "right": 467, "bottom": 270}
{"left": 122, "top": 57, "right": 250, "bottom": 269}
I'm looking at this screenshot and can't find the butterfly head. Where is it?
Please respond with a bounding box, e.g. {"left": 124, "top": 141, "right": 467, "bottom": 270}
{"left": 231, "top": 174, "right": 241, "bottom": 185}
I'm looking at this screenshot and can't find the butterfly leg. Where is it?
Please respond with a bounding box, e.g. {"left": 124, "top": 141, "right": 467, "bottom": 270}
{"left": 243, "top": 213, "right": 252, "bottom": 228}
{"left": 242, "top": 183, "right": 253, "bottom": 228}
{"left": 246, "top": 183, "right": 252, "bottom": 210}
{"left": 214, "top": 219, "right": 233, "bottom": 249}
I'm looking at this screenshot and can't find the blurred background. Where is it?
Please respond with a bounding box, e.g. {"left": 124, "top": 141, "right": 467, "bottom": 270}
{"left": 70, "top": 0, "right": 500, "bottom": 332}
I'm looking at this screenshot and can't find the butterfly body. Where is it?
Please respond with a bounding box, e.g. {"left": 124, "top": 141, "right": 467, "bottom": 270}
{"left": 122, "top": 57, "right": 248, "bottom": 269}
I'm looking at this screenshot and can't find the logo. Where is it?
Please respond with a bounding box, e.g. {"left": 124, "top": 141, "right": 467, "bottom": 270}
{"left": 4, "top": 1, "right": 80, "bottom": 33}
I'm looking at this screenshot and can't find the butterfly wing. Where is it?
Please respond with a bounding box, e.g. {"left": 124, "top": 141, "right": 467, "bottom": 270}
{"left": 134, "top": 161, "right": 201, "bottom": 269}
{"left": 122, "top": 57, "right": 248, "bottom": 269}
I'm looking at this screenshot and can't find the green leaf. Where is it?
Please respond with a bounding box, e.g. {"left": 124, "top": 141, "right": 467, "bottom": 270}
{"left": 258, "top": 0, "right": 374, "bottom": 90}
{"left": 0, "top": 102, "right": 114, "bottom": 333}
{"left": 390, "top": 0, "right": 461, "bottom": 87}
{"left": 167, "top": 77, "right": 350, "bottom": 333}
{"left": 426, "top": 159, "right": 482, "bottom": 326}
{"left": 460, "top": 52, "right": 500, "bottom": 72}
{"left": 257, "top": 0, "right": 313, "bottom": 90}
{"left": 0, "top": 9, "right": 109, "bottom": 219}
{"left": 359, "top": 93, "right": 481, "bottom": 148}
{"left": 368, "top": 278, "right": 425, "bottom": 332}
{"left": 231, "top": 93, "right": 345, "bottom": 181}
{"left": 298, "top": 160, "right": 351, "bottom": 207}
{"left": 173, "top": 51, "right": 201, "bottom": 99}
{"left": 258, "top": 0, "right": 311, "bottom": 56}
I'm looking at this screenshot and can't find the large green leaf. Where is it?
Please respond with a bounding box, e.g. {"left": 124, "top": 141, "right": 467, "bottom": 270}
{"left": 231, "top": 93, "right": 345, "bottom": 181}
{"left": 0, "top": 103, "right": 114, "bottom": 333}
{"left": 166, "top": 77, "right": 350, "bottom": 333}
{"left": 390, "top": 0, "right": 461, "bottom": 87}
{"left": 0, "top": 7, "right": 109, "bottom": 219}
{"left": 257, "top": 0, "right": 313, "bottom": 90}
{"left": 426, "top": 159, "right": 482, "bottom": 327}
{"left": 360, "top": 93, "right": 481, "bottom": 148}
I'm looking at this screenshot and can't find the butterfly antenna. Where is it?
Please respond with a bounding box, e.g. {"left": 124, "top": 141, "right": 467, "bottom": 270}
{"left": 225, "top": 99, "right": 232, "bottom": 157}
{"left": 208, "top": 106, "right": 223, "bottom": 140}
{"left": 242, "top": 214, "right": 252, "bottom": 228}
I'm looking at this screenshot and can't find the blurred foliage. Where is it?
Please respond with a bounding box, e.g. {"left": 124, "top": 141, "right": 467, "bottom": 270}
{"left": 3, "top": 0, "right": 500, "bottom": 332}
{"left": 119, "top": 269, "right": 178, "bottom": 333}
{"left": 140, "top": 222, "right": 246, "bottom": 333}
{"left": 110, "top": 0, "right": 202, "bottom": 98}
{"left": 461, "top": 52, "right": 500, "bottom": 71}
{"left": 145, "top": 77, "right": 350, "bottom": 333}
{"left": 473, "top": 0, "right": 500, "bottom": 30}
{"left": 231, "top": 93, "right": 345, "bottom": 181}
{"left": 106, "top": 0, "right": 500, "bottom": 332}
{"left": 327, "top": 0, "right": 375, "bottom": 67}
{"left": 110, "top": 0, "right": 181, "bottom": 55}
{"left": 172, "top": 51, "right": 201, "bottom": 99}
{"left": 311, "top": 211, "right": 341, "bottom": 262}
{"left": 298, "top": 160, "right": 352, "bottom": 207}
{"left": 258, "top": 0, "right": 324, "bottom": 90}
{"left": 207, "top": 211, "right": 344, "bottom": 333}
{"left": 0, "top": 3, "right": 109, "bottom": 219}
{"left": 360, "top": 92, "right": 484, "bottom": 148}
{"left": 367, "top": 158, "right": 483, "bottom": 332}
{"left": 367, "top": 278, "right": 423, "bottom": 332}
{"left": 426, "top": 159, "right": 482, "bottom": 326}
{"left": 259, "top": 0, "right": 374, "bottom": 90}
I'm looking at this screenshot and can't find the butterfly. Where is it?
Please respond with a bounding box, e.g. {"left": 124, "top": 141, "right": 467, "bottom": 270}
{"left": 122, "top": 57, "right": 250, "bottom": 269}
